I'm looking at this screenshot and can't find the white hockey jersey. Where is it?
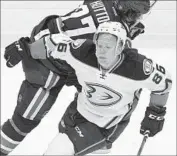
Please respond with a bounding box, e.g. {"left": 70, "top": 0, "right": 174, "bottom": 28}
{"left": 30, "top": 35, "right": 172, "bottom": 129}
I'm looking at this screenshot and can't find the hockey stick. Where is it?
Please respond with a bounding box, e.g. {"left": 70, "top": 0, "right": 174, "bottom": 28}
{"left": 137, "top": 130, "right": 150, "bottom": 156}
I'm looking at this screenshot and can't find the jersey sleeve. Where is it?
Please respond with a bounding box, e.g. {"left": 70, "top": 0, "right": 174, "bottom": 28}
{"left": 29, "top": 33, "right": 94, "bottom": 66}
{"left": 48, "top": 36, "right": 94, "bottom": 62}
{"left": 48, "top": 37, "right": 95, "bottom": 70}
{"left": 138, "top": 55, "right": 172, "bottom": 107}
{"left": 29, "top": 33, "right": 71, "bottom": 60}
{"left": 30, "top": 15, "right": 60, "bottom": 41}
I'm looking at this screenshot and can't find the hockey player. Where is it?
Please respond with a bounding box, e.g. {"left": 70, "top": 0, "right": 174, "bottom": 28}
{"left": 1, "top": 0, "right": 157, "bottom": 155}
{"left": 19, "top": 21, "right": 172, "bottom": 155}
{"left": 30, "top": 0, "right": 157, "bottom": 46}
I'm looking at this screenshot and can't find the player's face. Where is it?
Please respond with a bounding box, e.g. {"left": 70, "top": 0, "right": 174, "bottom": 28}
{"left": 96, "top": 33, "right": 118, "bottom": 69}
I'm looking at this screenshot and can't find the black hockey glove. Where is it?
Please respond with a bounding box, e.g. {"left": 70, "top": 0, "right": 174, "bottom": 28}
{"left": 129, "top": 22, "right": 145, "bottom": 40}
{"left": 140, "top": 106, "right": 166, "bottom": 137}
{"left": 4, "top": 37, "right": 30, "bottom": 68}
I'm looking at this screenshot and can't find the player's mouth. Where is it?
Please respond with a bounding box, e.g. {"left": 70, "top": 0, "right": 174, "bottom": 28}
{"left": 98, "top": 56, "right": 106, "bottom": 60}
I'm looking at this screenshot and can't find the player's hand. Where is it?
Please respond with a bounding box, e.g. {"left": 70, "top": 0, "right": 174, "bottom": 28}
{"left": 140, "top": 105, "right": 166, "bottom": 137}
{"left": 4, "top": 37, "right": 31, "bottom": 68}
{"left": 129, "top": 22, "right": 145, "bottom": 40}
{"left": 124, "top": 38, "right": 132, "bottom": 48}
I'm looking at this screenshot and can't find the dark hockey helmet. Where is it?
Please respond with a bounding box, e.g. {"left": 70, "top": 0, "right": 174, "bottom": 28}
{"left": 114, "top": 0, "right": 157, "bottom": 23}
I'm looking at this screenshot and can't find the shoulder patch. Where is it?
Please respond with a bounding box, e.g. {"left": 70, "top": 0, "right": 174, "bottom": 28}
{"left": 71, "top": 39, "right": 86, "bottom": 49}
{"left": 143, "top": 59, "right": 153, "bottom": 75}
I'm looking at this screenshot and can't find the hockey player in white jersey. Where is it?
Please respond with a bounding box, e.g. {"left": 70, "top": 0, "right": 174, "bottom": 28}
{"left": 20, "top": 21, "right": 172, "bottom": 155}
{"left": 1, "top": 1, "right": 158, "bottom": 155}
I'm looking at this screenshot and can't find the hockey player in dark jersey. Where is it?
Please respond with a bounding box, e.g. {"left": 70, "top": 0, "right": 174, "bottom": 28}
{"left": 20, "top": 21, "right": 172, "bottom": 155}
{"left": 31, "top": 0, "right": 157, "bottom": 45}
{"left": 1, "top": 0, "right": 157, "bottom": 155}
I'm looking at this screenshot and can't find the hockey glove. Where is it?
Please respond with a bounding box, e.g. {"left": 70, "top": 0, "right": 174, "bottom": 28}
{"left": 129, "top": 22, "right": 145, "bottom": 40}
{"left": 4, "top": 37, "right": 30, "bottom": 68}
{"left": 140, "top": 105, "right": 166, "bottom": 137}
{"left": 124, "top": 38, "right": 132, "bottom": 48}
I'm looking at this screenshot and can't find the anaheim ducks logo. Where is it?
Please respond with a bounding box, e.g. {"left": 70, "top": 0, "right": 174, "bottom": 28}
{"left": 84, "top": 82, "right": 122, "bottom": 107}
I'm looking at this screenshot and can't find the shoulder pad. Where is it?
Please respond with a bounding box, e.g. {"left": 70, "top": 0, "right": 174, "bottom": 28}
{"left": 123, "top": 48, "right": 139, "bottom": 60}
{"left": 123, "top": 48, "right": 151, "bottom": 65}
{"left": 120, "top": 48, "right": 153, "bottom": 80}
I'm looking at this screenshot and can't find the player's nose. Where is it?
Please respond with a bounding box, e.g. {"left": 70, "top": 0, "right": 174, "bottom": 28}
{"left": 99, "top": 47, "right": 107, "bottom": 54}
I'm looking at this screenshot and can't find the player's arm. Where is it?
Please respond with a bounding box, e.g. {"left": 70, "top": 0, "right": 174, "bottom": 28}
{"left": 144, "top": 59, "right": 172, "bottom": 107}
{"left": 29, "top": 33, "right": 92, "bottom": 67}
{"left": 3, "top": 15, "right": 64, "bottom": 68}
{"left": 3, "top": 32, "right": 71, "bottom": 68}
{"left": 4, "top": 31, "right": 90, "bottom": 65}
{"left": 28, "top": 33, "right": 72, "bottom": 60}
{"left": 139, "top": 57, "right": 172, "bottom": 137}
{"left": 30, "top": 15, "right": 64, "bottom": 42}
{"left": 146, "top": 60, "right": 172, "bottom": 108}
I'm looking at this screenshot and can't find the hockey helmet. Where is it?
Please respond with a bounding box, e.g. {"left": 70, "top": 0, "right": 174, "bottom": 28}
{"left": 93, "top": 21, "right": 127, "bottom": 54}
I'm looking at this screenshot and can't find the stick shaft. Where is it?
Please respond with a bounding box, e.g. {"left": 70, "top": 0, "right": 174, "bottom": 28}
{"left": 137, "top": 132, "right": 149, "bottom": 156}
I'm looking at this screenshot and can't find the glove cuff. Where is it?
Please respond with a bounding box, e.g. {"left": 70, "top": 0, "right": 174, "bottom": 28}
{"left": 147, "top": 105, "right": 166, "bottom": 114}
{"left": 18, "top": 37, "right": 31, "bottom": 56}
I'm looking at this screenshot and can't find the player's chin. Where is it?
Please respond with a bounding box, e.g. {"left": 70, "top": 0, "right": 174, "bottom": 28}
{"left": 98, "top": 60, "right": 107, "bottom": 68}
{"left": 101, "top": 64, "right": 109, "bottom": 70}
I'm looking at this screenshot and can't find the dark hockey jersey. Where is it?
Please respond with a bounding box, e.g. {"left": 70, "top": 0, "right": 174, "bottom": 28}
{"left": 31, "top": 0, "right": 125, "bottom": 41}
{"left": 29, "top": 0, "right": 143, "bottom": 76}
{"left": 61, "top": 0, "right": 121, "bottom": 40}
{"left": 30, "top": 35, "right": 172, "bottom": 128}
